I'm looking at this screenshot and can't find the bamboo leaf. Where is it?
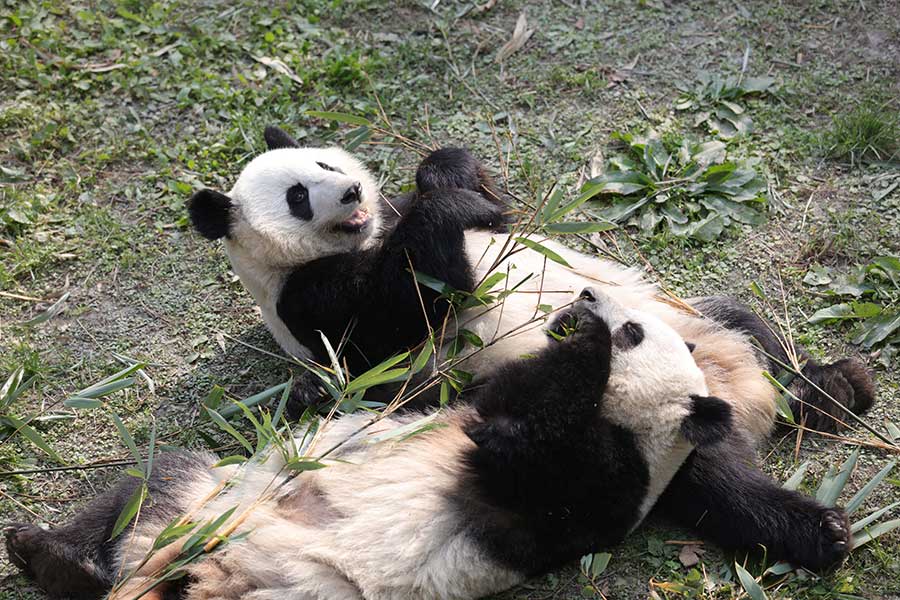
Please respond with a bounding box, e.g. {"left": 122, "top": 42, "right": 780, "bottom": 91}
{"left": 514, "top": 237, "right": 571, "bottom": 267}
{"left": 543, "top": 221, "right": 617, "bottom": 234}
{"left": 110, "top": 483, "right": 148, "bottom": 540}
{"left": 111, "top": 413, "right": 145, "bottom": 471}
{"left": 205, "top": 408, "right": 253, "bottom": 454}
{"left": 4, "top": 415, "right": 64, "bottom": 463}
{"left": 20, "top": 292, "right": 70, "bottom": 326}
{"left": 734, "top": 563, "right": 768, "bottom": 600}
{"left": 306, "top": 111, "right": 371, "bottom": 126}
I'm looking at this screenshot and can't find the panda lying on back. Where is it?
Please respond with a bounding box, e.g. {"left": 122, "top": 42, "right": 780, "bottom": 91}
{"left": 188, "top": 127, "right": 873, "bottom": 571}
{"left": 6, "top": 289, "right": 733, "bottom": 600}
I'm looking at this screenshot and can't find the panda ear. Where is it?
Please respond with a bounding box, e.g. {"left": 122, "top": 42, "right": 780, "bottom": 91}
{"left": 681, "top": 395, "right": 732, "bottom": 447}
{"left": 264, "top": 125, "right": 300, "bottom": 150}
{"left": 685, "top": 341, "right": 696, "bottom": 353}
{"left": 188, "top": 189, "right": 233, "bottom": 240}
{"left": 465, "top": 416, "right": 521, "bottom": 458}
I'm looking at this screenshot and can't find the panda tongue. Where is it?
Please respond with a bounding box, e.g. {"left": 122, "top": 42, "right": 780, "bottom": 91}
{"left": 341, "top": 208, "right": 369, "bottom": 228}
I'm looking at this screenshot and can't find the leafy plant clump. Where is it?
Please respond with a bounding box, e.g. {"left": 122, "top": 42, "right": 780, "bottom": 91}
{"left": 587, "top": 131, "right": 768, "bottom": 241}
{"left": 805, "top": 257, "right": 900, "bottom": 366}
{"left": 822, "top": 104, "right": 899, "bottom": 166}
{"left": 675, "top": 71, "right": 778, "bottom": 138}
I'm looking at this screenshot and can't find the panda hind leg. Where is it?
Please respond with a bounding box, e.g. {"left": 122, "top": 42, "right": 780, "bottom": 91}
{"left": 656, "top": 437, "right": 850, "bottom": 571}
{"left": 5, "top": 451, "right": 210, "bottom": 599}
{"left": 691, "top": 295, "right": 875, "bottom": 433}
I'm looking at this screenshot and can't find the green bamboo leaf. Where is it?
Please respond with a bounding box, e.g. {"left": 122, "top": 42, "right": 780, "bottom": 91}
{"left": 110, "top": 482, "right": 147, "bottom": 540}
{"left": 345, "top": 368, "right": 409, "bottom": 394}
{"left": 205, "top": 407, "right": 253, "bottom": 453}
{"left": 763, "top": 561, "right": 794, "bottom": 576}
{"left": 0, "top": 367, "right": 24, "bottom": 409}
{"left": 20, "top": 292, "right": 70, "bottom": 327}
{"left": 110, "top": 413, "right": 144, "bottom": 471}
{"left": 410, "top": 339, "right": 435, "bottom": 375}
{"left": 272, "top": 377, "right": 293, "bottom": 427}
{"left": 284, "top": 458, "right": 327, "bottom": 472}
{"left": 64, "top": 397, "right": 104, "bottom": 409}
{"left": 543, "top": 221, "right": 617, "bottom": 234}
{"left": 306, "top": 111, "right": 372, "bottom": 126}
{"left": 514, "top": 237, "right": 571, "bottom": 267}
{"left": 219, "top": 381, "right": 290, "bottom": 418}
{"left": 734, "top": 563, "right": 768, "bottom": 600}
{"left": 4, "top": 415, "right": 64, "bottom": 463}
{"left": 213, "top": 455, "right": 248, "bottom": 467}
{"left": 319, "top": 332, "right": 345, "bottom": 387}
{"left": 846, "top": 460, "right": 897, "bottom": 514}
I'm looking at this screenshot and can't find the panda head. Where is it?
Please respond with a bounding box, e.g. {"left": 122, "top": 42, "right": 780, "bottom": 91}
{"left": 549, "top": 287, "right": 731, "bottom": 450}
{"left": 188, "top": 126, "right": 381, "bottom": 268}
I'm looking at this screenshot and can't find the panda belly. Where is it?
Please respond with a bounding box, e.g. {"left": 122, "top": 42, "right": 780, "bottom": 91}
{"left": 460, "top": 231, "right": 777, "bottom": 443}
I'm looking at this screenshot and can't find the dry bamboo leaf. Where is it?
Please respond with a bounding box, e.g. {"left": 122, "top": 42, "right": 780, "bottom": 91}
{"left": 495, "top": 12, "right": 535, "bottom": 63}
{"left": 252, "top": 56, "right": 303, "bottom": 86}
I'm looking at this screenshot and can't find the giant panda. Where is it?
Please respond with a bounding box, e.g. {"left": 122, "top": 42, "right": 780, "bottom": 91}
{"left": 6, "top": 289, "right": 737, "bottom": 599}
{"left": 186, "top": 126, "right": 871, "bottom": 570}
{"left": 188, "top": 126, "right": 507, "bottom": 402}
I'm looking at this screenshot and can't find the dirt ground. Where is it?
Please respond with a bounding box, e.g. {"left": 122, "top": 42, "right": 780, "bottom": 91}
{"left": 1, "top": 0, "right": 899, "bottom": 598}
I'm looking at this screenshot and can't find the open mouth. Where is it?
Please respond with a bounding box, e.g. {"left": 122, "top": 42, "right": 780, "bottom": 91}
{"left": 334, "top": 208, "right": 371, "bottom": 233}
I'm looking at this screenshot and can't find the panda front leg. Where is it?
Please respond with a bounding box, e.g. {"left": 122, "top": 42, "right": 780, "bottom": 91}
{"left": 656, "top": 438, "right": 850, "bottom": 571}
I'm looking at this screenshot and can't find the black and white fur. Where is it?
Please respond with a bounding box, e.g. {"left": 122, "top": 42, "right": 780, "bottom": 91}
{"left": 5, "top": 289, "right": 732, "bottom": 600}
{"left": 187, "top": 128, "right": 872, "bottom": 570}
{"left": 189, "top": 127, "right": 506, "bottom": 401}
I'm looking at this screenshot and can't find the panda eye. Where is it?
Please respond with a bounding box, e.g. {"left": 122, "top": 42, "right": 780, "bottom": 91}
{"left": 613, "top": 321, "right": 644, "bottom": 350}
{"left": 317, "top": 162, "right": 344, "bottom": 174}
{"left": 286, "top": 182, "right": 313, "bottom": 220}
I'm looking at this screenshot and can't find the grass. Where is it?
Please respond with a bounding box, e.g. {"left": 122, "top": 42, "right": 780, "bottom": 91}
{"left": 822, "top": 103, "right": 900, "bottom": 167}
{"left": 1, "top": 0, "right": 900, "bottom": 598}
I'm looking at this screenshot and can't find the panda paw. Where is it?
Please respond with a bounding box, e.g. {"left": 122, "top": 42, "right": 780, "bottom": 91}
{"left": 816, "top": 508, "right": 851, "bottom": 566}
{"left": 4, "top": 522, "right": 44, "bottom": 573}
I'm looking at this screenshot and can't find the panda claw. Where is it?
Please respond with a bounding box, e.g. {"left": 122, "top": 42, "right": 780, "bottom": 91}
{"left": 817, "top": 508, "right": 851, "bottom": 567}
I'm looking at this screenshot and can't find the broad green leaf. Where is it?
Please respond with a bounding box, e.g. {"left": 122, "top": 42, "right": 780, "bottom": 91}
{"left": 690, "top": 214, "right": 726, "bottom": 242}
{"left": 734, "top": 562, "right": 768, "bottom": 600}
{"left": 741, "top": 76, "right": 777, "bottom": 93}
{"left": 870, "top": 256, "right": 900, "bottom": 286}
{"left": 595, "top": 171, "right": 652, "bottom": 195}
{"left": 110, "top": 482, "right": 148, "bottom": 540}
{"left": 763, "top": 561, "right": 794, "bottom": 576}
{"left": 596, "top": 196, "right": 652, "bottom": 223}
{"left": 808, "top": 303, "right": 854, "bottom": 324}
{"left": 690, "top": 140, "right": 727, "bottom": 165}
{"left": 590, "top": 552, "right": 611, "bottom": 577}
{"left": 803, "top": 265, "right": 833, "bottom": 286}
{"left": 514, "top": 237, "right": 571, "bottom": 267}
{"left": 306, "top": 111, "right": 371, "bottom": 126}
{"left": 850, "top": 312, "right": 900, "bottom": 348}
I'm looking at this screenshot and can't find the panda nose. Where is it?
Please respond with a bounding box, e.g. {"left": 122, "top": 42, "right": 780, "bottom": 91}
{"left": 579, "top": 287, "right": 597, "bottom": 302}
{"left": 340, "top": 183, "right": 362, "bottom": 205}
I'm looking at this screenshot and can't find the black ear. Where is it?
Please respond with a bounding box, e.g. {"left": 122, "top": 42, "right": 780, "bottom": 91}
{"left": 264, "top": 125, "right": 300, "bottom": 150}
{"left": 465, "top": 416, "right": 521, "bottom": 458}
{"left": 681, "top": 395, "right": 732, "bottom": 447}
{"left": 188, "top": 189, "right": 233, "bottom": 240}
{"left": 685, "top": 341, "right": 696, "bottom": 353}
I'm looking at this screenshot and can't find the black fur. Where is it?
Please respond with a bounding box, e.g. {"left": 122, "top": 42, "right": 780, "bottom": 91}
{"left": 5, "top": 451, "right": 208, "bottom": 599}
{"left": 188, "top": 189, "right": 233, "bottom": 240}
{"left": 277, "top": 187, "right": 504, "bottom": 375}
{"left": 454, "top": 310, "right": 731, "bottom": 575}
{"left": 691, "top": 296, "right": 875, "bottom": 432}
{"left": 681, "top": 394, "right": 733, "bottom": 446}
{"left": 264, "top": 125, "right": 301, "bottom": 150}
{"left": 656, "top": 436, "right": 851, "bottom": 570}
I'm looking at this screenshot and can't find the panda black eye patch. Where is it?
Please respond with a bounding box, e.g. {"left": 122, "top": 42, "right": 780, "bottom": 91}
{"left": 286, "top": 182, "right": 313, "bottom": 220}
{"left": 317, "top": 161, "right": 344, "bottom": 174}
{"left": 613, "top": 321, "right": 644, "bottom": 350}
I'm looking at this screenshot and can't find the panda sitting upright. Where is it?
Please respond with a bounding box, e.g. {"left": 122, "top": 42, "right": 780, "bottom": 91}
{"left": 6, "top": 288, "right": 733, "bottom": 600}
{"left": 188, "top": 127, "right": 873, "bottom": 571}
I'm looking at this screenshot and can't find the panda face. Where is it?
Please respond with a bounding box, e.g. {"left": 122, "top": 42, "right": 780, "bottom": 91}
{"left": 227, "top": 147, "right": 382, "bottom": 266}
{"left": 549, "top": 287, "right": 709, "bottom": 437}
{"left": 189, "top": 145, "right": 381, "bottom": 269}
